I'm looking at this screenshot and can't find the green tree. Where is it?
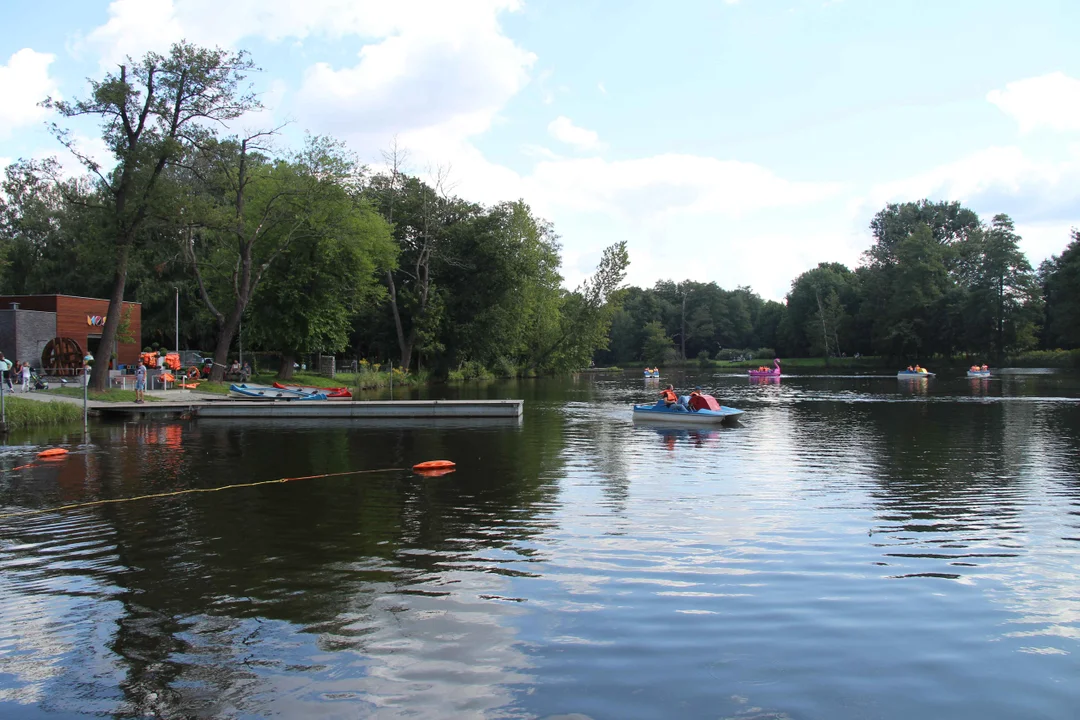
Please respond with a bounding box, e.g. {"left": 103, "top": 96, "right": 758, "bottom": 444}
{"left": 977, "top": 214, "right": 1039, "bottom": 359}
{"left": 1040, "top": 230, "right": 1080, "bottom": 349}
{"left": 246, "top": 194, "right": 396, "bottom": 378}
{"left": 45, "top": 41, "right": 258, "bottom": 389}
{"left": 641, "top": 321, "right": 675, "bottom": 365}
{"left": 184, "top": 134, "right": 371, "bottom": 380}
{"left": 534, "top": 241, "right": 629, "bottom": 372}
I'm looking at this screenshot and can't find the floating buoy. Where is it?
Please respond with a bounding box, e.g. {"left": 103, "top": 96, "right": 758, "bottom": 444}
{"left": 413, "top": 460, "right": 455, "bottom": 471}
{"left": 414, "top": 468, "right": 456, "bottom": 477}
{"left": 36, "top": 448, "right": 69, "bottom": 459}
{"left": 413, "top": 460, "right": 455, "bottom": 476}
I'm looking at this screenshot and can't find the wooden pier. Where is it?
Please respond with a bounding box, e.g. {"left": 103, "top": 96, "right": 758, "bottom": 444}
{"left": 93, "top": 399, "right": 524, "bottom": 420}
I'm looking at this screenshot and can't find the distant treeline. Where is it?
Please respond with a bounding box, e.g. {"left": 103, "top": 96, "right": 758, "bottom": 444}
{"left": 596, "top": 200, "right": 1080, "bottom": 366}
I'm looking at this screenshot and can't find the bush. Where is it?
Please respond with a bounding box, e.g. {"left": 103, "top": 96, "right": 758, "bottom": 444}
{"left": 4, "top": 397, "right": 82, "bottom": 429}
{"left": 447, "top": 360, "right": 494, "bottom": 382}
{"left": 697, "top": 349, "right": 712, "bottom": 368}
{"left": 493, "top": 355, "right": 518, "bottom": 378}
{"left": 1007, "top": 349, "right": 1080, "bottom": 367}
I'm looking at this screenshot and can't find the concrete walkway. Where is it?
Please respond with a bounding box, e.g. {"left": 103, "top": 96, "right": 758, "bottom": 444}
{"left": 5, "top": 387, "right": 223, "bottom": 408}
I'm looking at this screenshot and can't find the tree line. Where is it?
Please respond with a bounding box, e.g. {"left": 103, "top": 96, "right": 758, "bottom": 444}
{"left": 598, "top": 200, "right": 1080, "bottom": 366}
{"left": 0, "top": 42, "right": 628, "bottom": 388}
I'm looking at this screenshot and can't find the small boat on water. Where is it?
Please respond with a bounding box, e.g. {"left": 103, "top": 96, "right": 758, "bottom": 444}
{"left": 749, "top": 358, "right": 781, "bottom": 377}
{"left": 273, "top": 382, "right": 353, "bottom": 399}
{"left": 897, "top": 370, "right": 934, "bottom": 379}
{"left": 229, "top": 383, "right": 328, "bottom": 400}
{"left": 633, "top": 395, "right": 744, "bottom": 425}
{"left": 967, "top": 365, "right": 991, "bottom": 378}
{"left": 643, "top": 369, "right": 660, "bottom": 378}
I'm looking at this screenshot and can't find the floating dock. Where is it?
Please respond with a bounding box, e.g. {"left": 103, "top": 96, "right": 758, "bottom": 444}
{"left": 94, "top": 399, "right": 524, "bottom": 420}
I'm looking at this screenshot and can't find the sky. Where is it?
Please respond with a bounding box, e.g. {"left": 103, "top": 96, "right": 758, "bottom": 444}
{"left": 1, "top": 0, "right": 1078, "bottom": 300}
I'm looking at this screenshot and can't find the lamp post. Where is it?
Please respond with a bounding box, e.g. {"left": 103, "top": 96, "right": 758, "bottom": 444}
{"left": 83, "top": 352, "right": 94, "bottom": 434}
{"left": 174, "top": 287, "right": 179, "bottom": 353}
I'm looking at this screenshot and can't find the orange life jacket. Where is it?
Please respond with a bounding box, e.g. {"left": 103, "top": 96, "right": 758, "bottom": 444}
{"left": 661, "top": 389, "right": 677, "bottom": 403}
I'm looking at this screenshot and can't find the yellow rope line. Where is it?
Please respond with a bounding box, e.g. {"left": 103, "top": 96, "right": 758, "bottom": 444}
{"left": 0, "top": 467, "right": 405, "bottom": 520}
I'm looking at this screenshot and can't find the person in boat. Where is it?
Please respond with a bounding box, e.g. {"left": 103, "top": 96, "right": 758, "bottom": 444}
{"left": 981, "top": 364, "right": 988, "bottom": 372}
{"left": 688, "top": 386, "right": 704, "bottom": 412}
{"left": 914, "top": 364, "right": 922, "bottom": 373}
{"left": 660, "top": 384, "right": 678, "bottom": 406}
{"left": 907, "top": 366, "right": 913, "bottom": 372}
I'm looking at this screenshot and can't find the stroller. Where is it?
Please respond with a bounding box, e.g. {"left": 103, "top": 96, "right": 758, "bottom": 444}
{"left": 30, "top": 370, "right": 48, "bottom": 391}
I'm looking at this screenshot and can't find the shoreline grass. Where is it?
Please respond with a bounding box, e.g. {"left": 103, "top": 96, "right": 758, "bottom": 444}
{"left": 45, "top": 387, "right": 161, "bottom": 403}
{"left": 2, "top": 396, "right": 82, "bottom": 429}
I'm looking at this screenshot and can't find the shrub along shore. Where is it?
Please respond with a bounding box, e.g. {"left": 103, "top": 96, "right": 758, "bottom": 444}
{"left": 3, "top": 397, "right": 82, "bottom": 429}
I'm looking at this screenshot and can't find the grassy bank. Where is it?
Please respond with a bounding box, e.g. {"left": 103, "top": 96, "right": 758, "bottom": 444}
{"left": 46, "top": 387, "right": 160, "bottom": 403}
{"left": 2, "top": 396, "right": 82, "bottom": 429}
{"left": 1006, "top": 349, "right": 1080, "bottom": 368}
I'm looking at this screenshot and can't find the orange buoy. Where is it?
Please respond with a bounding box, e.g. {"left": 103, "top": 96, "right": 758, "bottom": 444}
{"left": 412, "top": 460, "right": 455, "bottom": 471}
{"left": 36, "top": 448, "right": 69, "bottom": 459}
{"left": 414, "top": 468, "right": 455, "bottom": 477}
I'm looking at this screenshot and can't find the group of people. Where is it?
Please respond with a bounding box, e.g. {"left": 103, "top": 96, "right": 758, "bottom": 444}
{"left": 0, "top": 352, "right": 35, "bottom": 393}
{"left": 905, "top": 364, "right": 930, "bottom": 373}
{"left": 969, "top": 364, "right": 990, "bottom": 372}
{"left": 659, "top": 384, "right": 708, "bottom": 410}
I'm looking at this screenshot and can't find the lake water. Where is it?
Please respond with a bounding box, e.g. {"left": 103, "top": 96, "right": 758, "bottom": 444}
{"left": 1, "top": 369, "right": 1078, "bottom": 719}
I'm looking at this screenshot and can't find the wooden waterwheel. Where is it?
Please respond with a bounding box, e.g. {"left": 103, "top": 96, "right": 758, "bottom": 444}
{"left": 41, "top": 337, "right": 85, "bottom": 374}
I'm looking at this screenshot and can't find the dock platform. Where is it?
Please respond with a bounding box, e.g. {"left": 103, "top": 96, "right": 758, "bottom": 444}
{"left": 94, "top": 399, "right": 524, "bottom": 420}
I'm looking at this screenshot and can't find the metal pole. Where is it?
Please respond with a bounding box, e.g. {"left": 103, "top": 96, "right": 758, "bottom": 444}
{"left": 1, "top": 365, "right": 6, "bottom": 426}
{"left": 174, "top": 287, "right": 179, "bottom": 352}
{"left": 82, "top": 366, "right": 88, "bottom": 433}
{"left": 389, "top": 360, "right": 393, "bottom": 400}
{"left": 239, "top": 314, "right": 243, "bottom": 365}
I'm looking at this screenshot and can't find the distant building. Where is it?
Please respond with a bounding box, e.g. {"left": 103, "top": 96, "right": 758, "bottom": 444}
{"left": 0, "top": 295, "right": 142, "bottom": 372}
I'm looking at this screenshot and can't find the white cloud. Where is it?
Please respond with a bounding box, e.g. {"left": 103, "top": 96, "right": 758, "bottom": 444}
{"left": 547, "top": 116, "right": 602, "bottom": 151}
{"left": 297, "top": 26, "right": 533, "bottom": 138}
{"left": 0, "top": 49, "right": 60, "bottom": 139}
{"left": 866, "top": 144, "right": 1080, "bottom": 226}
{"left": 81, "top": 0, "right": 535, "bottom": 168}
{"left": 597, "top": 81, "right": 607, "bottom": 95}
{"left": 987, "top": 72, "right": 1080, "bottom": 134}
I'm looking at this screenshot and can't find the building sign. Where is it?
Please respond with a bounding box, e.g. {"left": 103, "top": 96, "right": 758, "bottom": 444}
{"left": 87, "top": 315, "right": 106, "bottom": 327}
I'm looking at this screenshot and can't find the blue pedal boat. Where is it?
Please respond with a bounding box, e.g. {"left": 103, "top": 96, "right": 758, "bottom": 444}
{"left": 632, "top": 400, "right": 744, "bottom": 425}
{"left": 228, "top": 383, "right": 329, "bottom": 400}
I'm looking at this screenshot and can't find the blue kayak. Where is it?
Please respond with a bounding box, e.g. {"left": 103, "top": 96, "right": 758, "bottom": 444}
{"left": 229, "top": 383, "right": 328, "bottom": 400}
{"left": 632, "top": 401, "right": 744, "bottom": 425}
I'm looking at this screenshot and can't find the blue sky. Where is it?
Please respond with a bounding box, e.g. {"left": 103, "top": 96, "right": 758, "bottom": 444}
{"left": 2, "top": 0, "right": 1078, "bottom": 299}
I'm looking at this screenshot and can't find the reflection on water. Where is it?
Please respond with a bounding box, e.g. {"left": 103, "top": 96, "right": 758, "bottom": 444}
{"left": 1, "top": 370, "right": 1079, "bottom": 719}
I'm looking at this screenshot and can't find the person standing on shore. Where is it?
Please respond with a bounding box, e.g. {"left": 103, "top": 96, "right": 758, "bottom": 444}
{"left": 134, "top": 358, "right": 146, "bottom": 404}
{"left": 0, "top": 353, "right": 12, "bottom": 392}
{"left": 19, "top": 362, "right": 30, "bottom": 393}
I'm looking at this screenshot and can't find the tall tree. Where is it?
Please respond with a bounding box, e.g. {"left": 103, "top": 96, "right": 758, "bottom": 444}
{"left": 184, "top": 134, "right": 367, "bottom": 381}
{"left": 533, "top": 241, "right": 629, "bottom": 372}
{"left": 45, "top": 41, "right": 258, "bottom": 388}
{"left": 1040, "top": 230, "right": 1080, "bottom": 349}
{"left": 245, "top": 194, "right": 396, "bottom": 378}
{"left": 971, "top": 214, "right": 1039, "bottom": 360}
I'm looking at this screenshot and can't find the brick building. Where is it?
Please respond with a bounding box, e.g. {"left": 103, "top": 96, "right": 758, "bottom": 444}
{"left": 0, "top": 295, "right": 142, "bottom": 371}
